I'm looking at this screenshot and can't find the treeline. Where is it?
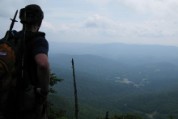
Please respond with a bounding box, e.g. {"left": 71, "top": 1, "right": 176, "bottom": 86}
{"left": 48, "top": 64, "right": 178, "bottom": 119}
{"left": 98, "top": 113, "right": 143, "bottom": 119}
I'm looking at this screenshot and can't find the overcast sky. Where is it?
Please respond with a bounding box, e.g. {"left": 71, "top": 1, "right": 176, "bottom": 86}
{"left": 1, "top": 0, "right": 178, "bottom": 46}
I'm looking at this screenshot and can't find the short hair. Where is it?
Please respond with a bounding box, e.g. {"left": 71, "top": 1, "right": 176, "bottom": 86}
{"left": 19, "top": 4, "right": 44, "bottom": 26}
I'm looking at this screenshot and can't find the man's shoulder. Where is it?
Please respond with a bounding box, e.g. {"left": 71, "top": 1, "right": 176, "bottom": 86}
{"left": 33, "top": 31, "right": 47, "bottom": 42}
{"left": 34, "top": 32, "right": 48, "bottom": 44}
{"left": 32, "top": 32, "right": 49, "bottom": 55}
{"left": 35, "top": 31, "right": 45, "bottom": 38}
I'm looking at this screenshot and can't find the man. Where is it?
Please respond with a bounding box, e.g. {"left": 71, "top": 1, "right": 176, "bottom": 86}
{"left": 14, "top": 4, "right": 50, "bottom": 119}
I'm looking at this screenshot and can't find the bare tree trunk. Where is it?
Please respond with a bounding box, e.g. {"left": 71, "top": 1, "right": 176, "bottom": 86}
{"left": 105, "top": 111, "right": 109, "bottom": 119}
{"left": 72, "top": 58, "right": 79, "bottom": 119}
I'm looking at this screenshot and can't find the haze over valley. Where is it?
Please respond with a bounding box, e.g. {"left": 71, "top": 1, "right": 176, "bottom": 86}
{"left": 49, "top": 43, "right": 178, "bottom": 119}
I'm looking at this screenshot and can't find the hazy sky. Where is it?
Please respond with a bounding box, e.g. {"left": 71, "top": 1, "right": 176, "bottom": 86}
{"left": 1, "top": 0, "right": 178, "bottom": 46}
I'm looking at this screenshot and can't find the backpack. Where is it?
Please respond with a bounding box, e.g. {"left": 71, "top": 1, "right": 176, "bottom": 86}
{"left": 0, "top": 31, "right": 18, "bottom": 108}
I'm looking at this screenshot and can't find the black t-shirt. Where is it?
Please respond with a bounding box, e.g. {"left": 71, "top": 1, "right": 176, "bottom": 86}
{"left": 16, "top": 31, "right": 49, "bottom": 88}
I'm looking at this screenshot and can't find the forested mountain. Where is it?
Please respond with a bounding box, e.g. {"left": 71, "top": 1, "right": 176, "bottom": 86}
{"left": 49, "top": 43, "right": 178, "bottom": 119}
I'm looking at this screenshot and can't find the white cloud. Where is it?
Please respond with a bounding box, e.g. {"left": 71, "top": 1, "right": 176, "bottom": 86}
{"left": 43, "top": 12, "right": 178, "bottom": 45}
{"left": 0, "top": 0, "right": 45, "bottom": 18}
{"left": 42, "top": 21, "right": 56, "bottom": 32}
{"left": 1, "top": 0, "right": 178, "bottom": 46}
{"left": 84, "top": 0, "right": 111, "bottom": 6}
{"left": 120, "top": 0, "right": 178, "bottom": 17}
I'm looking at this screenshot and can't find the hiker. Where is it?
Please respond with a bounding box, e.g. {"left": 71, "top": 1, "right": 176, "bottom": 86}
{"left": 14, "top": 4, "right": 50, "bottom": 119}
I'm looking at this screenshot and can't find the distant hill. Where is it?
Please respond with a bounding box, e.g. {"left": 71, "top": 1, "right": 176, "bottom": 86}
{"left": 49, "top": 43, "right": 178, "bottom": 119}
{"left": 49, "top": 42, "right": 178, "bottom": 65}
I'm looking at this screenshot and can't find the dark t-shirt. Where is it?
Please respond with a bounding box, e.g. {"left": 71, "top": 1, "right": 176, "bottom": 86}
{"left": 26, "top": 31, "right": 48, "bottom": 86}
{"left": 16, "top": 31, "right": 49, "bottom": 88}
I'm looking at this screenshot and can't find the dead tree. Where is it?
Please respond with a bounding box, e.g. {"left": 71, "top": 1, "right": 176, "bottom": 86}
{"left": 72, "top": 58, "right": 79, "bottom": 119}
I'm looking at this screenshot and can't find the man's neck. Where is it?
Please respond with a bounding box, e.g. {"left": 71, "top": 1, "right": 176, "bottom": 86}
{"left": 22, "top": 25, "right": 39, "bottom": 32}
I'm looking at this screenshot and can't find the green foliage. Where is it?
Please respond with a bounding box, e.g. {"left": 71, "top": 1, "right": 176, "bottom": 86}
{"left": 50, "top": 72, "right": 63, "bottom": 86}
{"left": 169, "top": 115, "right": 174, "bottom": 119}
{"left": 48, "top": 72, "right": 68, "bottom": 119}
{"left": 49, "top": 72, "right": 63, "bottom": 93}
{"left": 57, "top": 117, "right": 68, "bottom": 119}
{"left": 114, "top": 114, "right": 142, "bottom": 119}
{"left": 49, "top": 55, "right": 178, "bottom": 119}
{"left": 48, "top": 102, "right": 67, "bottom": 119}
{"left": 98, "top": 113, "right": 143, "bottom": 119}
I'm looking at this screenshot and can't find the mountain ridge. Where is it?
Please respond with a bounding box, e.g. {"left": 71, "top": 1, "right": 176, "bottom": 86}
{"left": 49, "top": 43, "right": 178, "bottom": 119}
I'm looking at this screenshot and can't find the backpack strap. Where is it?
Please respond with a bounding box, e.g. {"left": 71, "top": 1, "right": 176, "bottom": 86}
{"left": 0, "top": 60, "right": 9, "bottom": 74}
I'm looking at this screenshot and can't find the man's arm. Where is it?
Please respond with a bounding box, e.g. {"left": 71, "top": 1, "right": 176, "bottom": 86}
{"left": 35, "top": 53, "right": 50, "bottom": 97}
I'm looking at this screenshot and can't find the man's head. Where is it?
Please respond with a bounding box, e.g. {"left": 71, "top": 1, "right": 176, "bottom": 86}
{"left": 19, "top": 4, "right": 44, "bottom": 31}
